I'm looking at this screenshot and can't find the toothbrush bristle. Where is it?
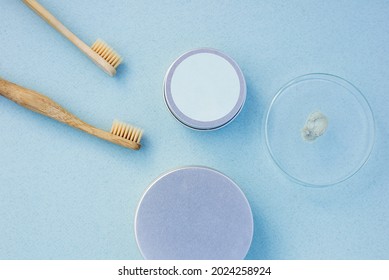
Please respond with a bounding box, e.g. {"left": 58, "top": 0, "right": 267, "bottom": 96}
{"left": 91, "top": 39, "right": 122, "bottom": 69}
{"left": 110, "top": 120, "right": 143, "bottom": 144}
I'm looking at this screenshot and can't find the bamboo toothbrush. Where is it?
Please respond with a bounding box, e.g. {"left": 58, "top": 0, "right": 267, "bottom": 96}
{"left": 0, "top": 78, "right": 142, "bottom": 150}
{"left": 23, "top": 0, "right": 122, "bottom": 76}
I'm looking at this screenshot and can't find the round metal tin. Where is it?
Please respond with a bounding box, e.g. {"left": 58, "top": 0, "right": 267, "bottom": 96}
{"left": 135, "top": 166, "right": 254, "bottom": 260}
{"left": 164, "top": 48, "right": 246, "bottom": 130}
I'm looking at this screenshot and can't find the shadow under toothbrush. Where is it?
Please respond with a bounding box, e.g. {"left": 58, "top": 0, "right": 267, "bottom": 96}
{"left": 114, "top": 62, "right": 130, "bottom": 81}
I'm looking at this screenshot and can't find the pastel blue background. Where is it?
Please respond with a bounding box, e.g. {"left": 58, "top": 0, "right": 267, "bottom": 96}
{"left": 0, "top": 0, "right": 388, "bottom": 259}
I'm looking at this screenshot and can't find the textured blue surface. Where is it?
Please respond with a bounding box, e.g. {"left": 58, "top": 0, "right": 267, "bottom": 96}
{"left": 0, "top": 0, "right": 388, "bottom": 259}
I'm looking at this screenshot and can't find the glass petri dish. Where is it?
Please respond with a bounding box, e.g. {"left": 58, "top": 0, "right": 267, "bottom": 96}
{"left": 265, "top": 73, "right": 375, "bottom": 187}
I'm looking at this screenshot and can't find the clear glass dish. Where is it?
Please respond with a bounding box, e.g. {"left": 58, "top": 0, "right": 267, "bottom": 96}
{"left": 265, "top": 73, "right": 375, "bottom": 187}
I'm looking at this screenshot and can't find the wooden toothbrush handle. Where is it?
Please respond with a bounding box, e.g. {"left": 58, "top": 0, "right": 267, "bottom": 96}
{"left": 23, "top": 0, "right": 88, "bottom": 48}
{"left": 0, "top": 78, "right": 141, "bottom": 150}
{"left": 0, "top": 78, "right": 86, "bottom": 127}
{"left": 23, "top": 0, "right": 117, "bottom": 77}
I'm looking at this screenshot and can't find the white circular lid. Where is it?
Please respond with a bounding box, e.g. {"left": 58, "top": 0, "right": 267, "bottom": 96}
{"left": 164, "top": 48, "right": 246, "bottom": 130}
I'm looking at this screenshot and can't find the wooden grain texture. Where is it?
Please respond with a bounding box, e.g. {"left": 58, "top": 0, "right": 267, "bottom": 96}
{"left": 23, "top": 0, "right": 117, "bottom": 76}
{"left": 0, "top": 78, "right": 141, "bottom": 150}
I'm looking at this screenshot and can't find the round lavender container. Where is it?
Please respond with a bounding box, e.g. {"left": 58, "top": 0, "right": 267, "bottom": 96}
{"left": 135, "top": 166, "right": 253, "bottom": 260}
{"left": 164, "top": 48, "right": 246, "bottom": 130}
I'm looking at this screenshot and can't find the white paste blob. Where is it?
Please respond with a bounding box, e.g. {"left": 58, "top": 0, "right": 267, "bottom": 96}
{"left": 301, "top": 111, "right": 329, "bottom": 141}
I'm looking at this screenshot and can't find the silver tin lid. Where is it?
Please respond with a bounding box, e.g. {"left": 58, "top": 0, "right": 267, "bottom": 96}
{"left": 164, "top": 48, "right": 246, "bottom": 130}
{"left": 135, "top": 166, "right": 253, "bottom": 260}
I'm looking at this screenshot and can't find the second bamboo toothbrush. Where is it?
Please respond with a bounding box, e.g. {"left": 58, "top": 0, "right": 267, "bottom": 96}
{"left": 23, "top": 0, "right": 122, "bottom": 76}
{"left": 0, "top": 78, "right": 142, "bottom": 150}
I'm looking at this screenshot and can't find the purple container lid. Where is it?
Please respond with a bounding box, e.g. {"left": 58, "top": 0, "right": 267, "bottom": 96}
{"left": 135, "top": 166, "right": 254, "bottom": 260}
{"left": 164, "top": 48, "right": 246, "bottom": 130}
